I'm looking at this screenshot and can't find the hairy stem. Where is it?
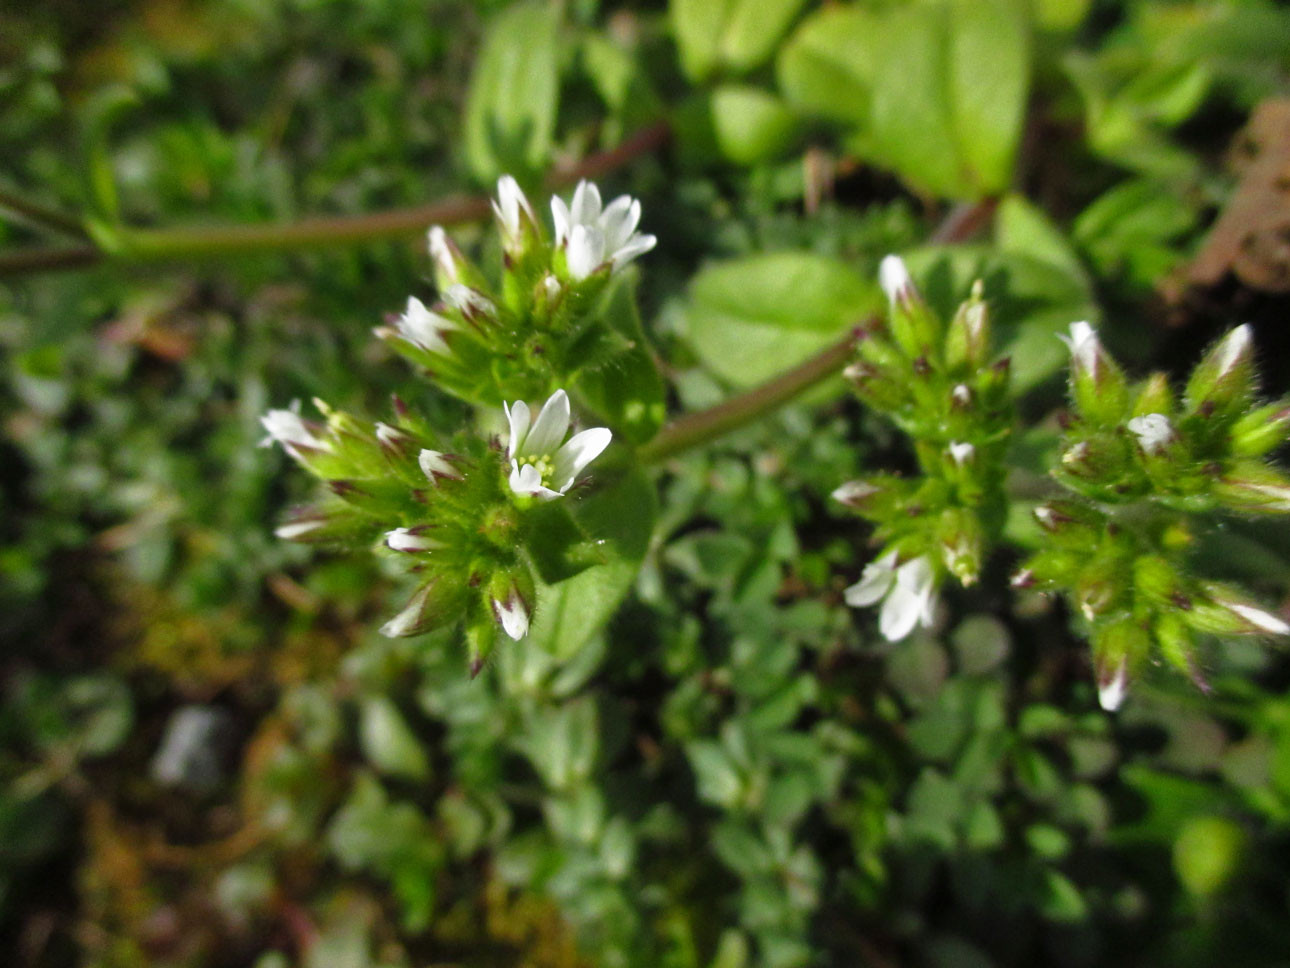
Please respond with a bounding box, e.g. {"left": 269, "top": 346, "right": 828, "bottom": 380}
{"left": 0, "top": 121, "right": 671, "bottom": 278}
{"left": 639, "top": 328, "right": 868, "bottom": 464}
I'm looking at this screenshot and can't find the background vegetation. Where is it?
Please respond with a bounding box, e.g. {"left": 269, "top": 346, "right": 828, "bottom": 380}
{"left": 4, "top": 1, "right": 1290, "bottom": 966}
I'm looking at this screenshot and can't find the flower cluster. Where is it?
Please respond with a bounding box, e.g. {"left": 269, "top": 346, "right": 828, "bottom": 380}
{"left": 1019, "top": 322, "right": 1290, "bottom": 709}
{"left": 376, "top": 176, "right": 656, "bottom": 408}
{"left": 835, "top": 257, "right": 1013, "bottom": 641}
{"left": 261, "top": 388, "right": 611, "bottom": 672}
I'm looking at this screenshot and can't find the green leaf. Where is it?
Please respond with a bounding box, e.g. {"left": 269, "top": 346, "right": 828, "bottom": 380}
{"left": 358, "top": 697, "right": 431, "bottom": 782}
{"left": 463, "top": 2, "right": 561, "bottom": 185}
{"left": 525, "top": 464, "right": 656, "bottom": 659}
{"left": 866, "top": 0, "right": 1031, "bottom": 198}
{"left": 776, "top": 4, "right": 878, "bottom": 127}
{"left": 945, "top": 0, "right": 1031, "bottom": 194}
{"left": 708, "top": 85, "right": 800, "bottom": 165}
{"left": 525, "top": 500, "right": 603, "bottom": 585}
{"left": 684, "top": 252, "right": 880, "bottom": 388}
{"left": 575, "top": 274, "right": 666, "bottom": 445}
{"left": 671, "top": 0, "right": 808, "bottom": 82}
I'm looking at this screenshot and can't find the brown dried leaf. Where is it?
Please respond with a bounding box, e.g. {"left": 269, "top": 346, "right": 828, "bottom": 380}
{"left": 1189, "top": 99, "right": 1290, "bottom": 293}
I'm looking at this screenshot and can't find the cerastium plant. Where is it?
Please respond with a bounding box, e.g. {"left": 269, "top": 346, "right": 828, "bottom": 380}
{"left": 833, "top": 259, "right": 1290, "bottom": 708}
{"left": 262, "top": 177, "right": 1290, "bottom": 709}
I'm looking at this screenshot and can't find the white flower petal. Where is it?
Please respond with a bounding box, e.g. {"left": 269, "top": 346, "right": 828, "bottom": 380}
{"left": 552, "top": 427, "right": 612, "bottom": 492}
{"left": 608, "top": 233, "right": 656, "bottom": 270}
{"left": 504, "top": 400, "right": 531, "bottom": 459}
{"left": 522, "top": 389, "right": 572, "bottom": 460}
{"left": 570, "top": 180, "right": 602, "bottom": 226}
{"left": 567, "top": 223, "right": 603, "bottom": 280}
{"left": 879, "top": 582, "right": 924, "bottom": 641}
{"left": 509, "top": 460, "right": 544, "bottom": 497}
{"left": 551, "top": 195, "right": 571, "bottom": 245}
{"left": 599, "top": 195, "right": 639, "bottom": 253}
{"left": 844, "top": 552, "right": 898, "bottom": 607}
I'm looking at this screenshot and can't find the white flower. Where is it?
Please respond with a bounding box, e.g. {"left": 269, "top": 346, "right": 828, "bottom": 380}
{"left": 504, "top": 389, "right": 612, "bottom": 501}
{"left": 386, "top": 527, "right": 444, "bottom": 553}
{"left": 1059, "top": 320, "right": 1100, "bottom": 373}
{"left": 551, "top": 180, "right": 656, "bottom": 281}
{"left": 1126, "top": 413, "right": 1174, "bottom": 455}
{"left": 844, "top": 552, "right": 939, "bottom": 642}
{"left": 392, "top": 296, "right": 456, "bottom": 355}
{"left": 260, "top": 401, "right": 329, "bottom": 459}
{"left": 879, "top": 255, "right": 913, "bottom": 305}
{"left": 493, "top": 175, "right": 535, "bottom": 250}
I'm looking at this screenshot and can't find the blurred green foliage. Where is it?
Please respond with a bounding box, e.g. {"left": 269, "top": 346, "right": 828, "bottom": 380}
{"left": 4, "top": 1, "right": 1290, "bottom": 967}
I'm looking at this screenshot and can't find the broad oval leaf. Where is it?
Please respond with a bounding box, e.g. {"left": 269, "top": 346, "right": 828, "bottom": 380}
{"left": 463, "top": 2, "right": 561, "bottom": 185}
{"left": 683, "top": 252, "right": 880, "bottom": 388}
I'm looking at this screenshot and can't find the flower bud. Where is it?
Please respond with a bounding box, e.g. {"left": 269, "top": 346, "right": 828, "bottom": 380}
{"left": 1188, "top": 582, "right": 1290, "bottom": 637}
{"left": 488, "top": 569, "right": 536, "bottom": 642}
{"left": 937, "top": 508, "right": 984, "bottom": 586}
{"left": 1033, "top": 499, "right": 1104, "bottom": 536}
{"left": 385, "top": 526, "right": 445, "bottom": 553}
{"left": 879, "top": 255, "right": 941, "bottom": 359}
{"left": 844, "top": 361, "right": 906, "bottom": 412}
{"left": 1155, "top": 611, "right": 1205, "bottom": 690}
{"left": 830, "top": 475, "right": 905, "bottom": 518}
{"left": 1091, "top": 618, "right": 1150, "bottom": 712}
{"left": 1126, "top": 413, "right": 1177, "bottom": 457}
{"left": 491, "top": 175, "right": 540, "bottom": 257}
{"left": 1133, "top": 554, "right": 1187, "bottom": 609}
{"left": 1075, "top": 570, "right": 1119, "bottom": 620}
{"left": 1133, "top": 372, "right": 1174, "bottom": 418}
{"left": 380, "top": 576, "right": 466, "bottom": 638}
{"left": 1184, "top": 324, "right": 1257, "bottom": 421}
{"left": 1229, "top": 401, "right": 1290, "bottom": 458}
{"left": 1212, "top": 460, "right": 1290, "bottom": 514}
{"left": 1058, "top": 433, "right": 1131, "bottom": 488}
{"left": 944, "top": 279, "right": 990, "bottom": 370}
{"left": 428, "top": 226, "right": 468, "bottom": 290}
{"left": 1060, "top": 322, "right": 1128, "bottom": 427}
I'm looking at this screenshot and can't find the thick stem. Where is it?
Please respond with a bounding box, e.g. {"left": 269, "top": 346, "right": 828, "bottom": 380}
{"left": 0, "top": 121, "right": 672, "bottom": 278}
{"left": 639, "top": 327, "right": 868, "bottom": 464}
